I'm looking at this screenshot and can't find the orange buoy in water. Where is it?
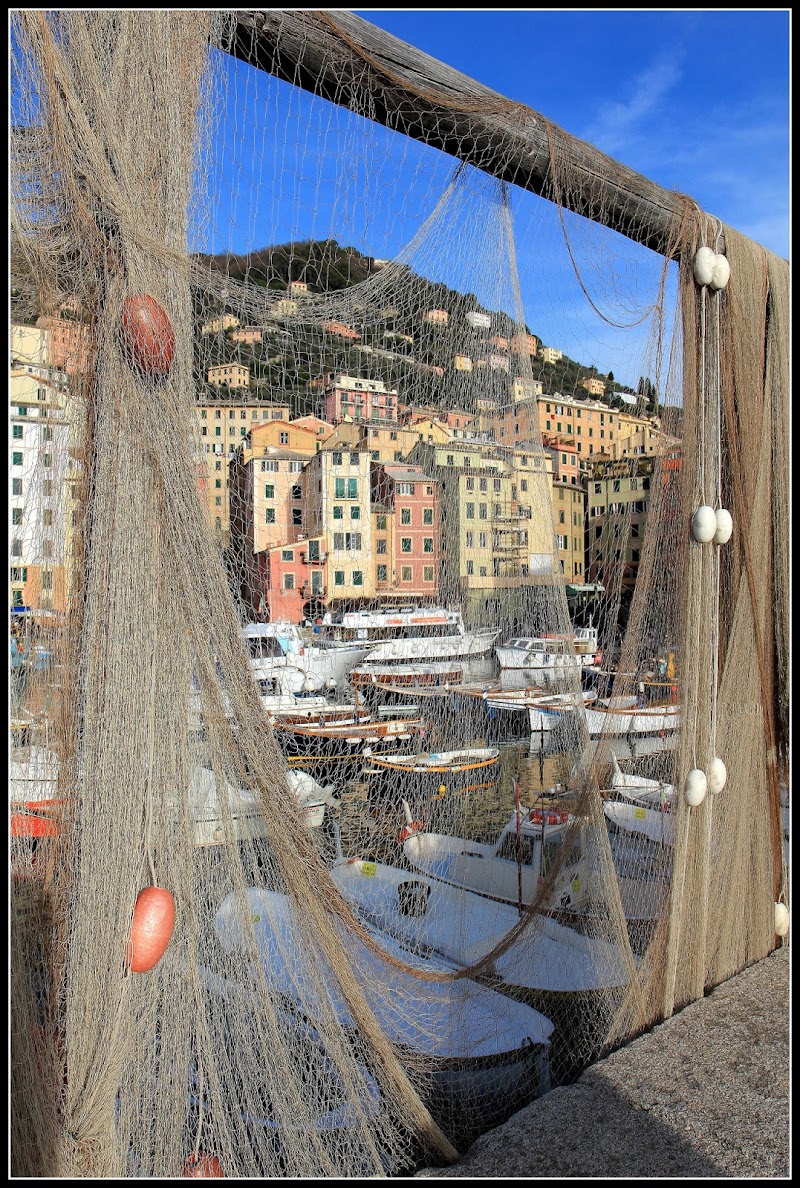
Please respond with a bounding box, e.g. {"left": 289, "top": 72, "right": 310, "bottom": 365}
{"left": 126, "top": 886, "right": 175, "bottom": 972}
{"left": 182, "top": 1154, "right": 225, "bottom": 1178}
{"left": 119, "top": 294, "right": 176, "bottom": 381}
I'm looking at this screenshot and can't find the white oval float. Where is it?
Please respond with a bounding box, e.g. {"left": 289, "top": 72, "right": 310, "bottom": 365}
{"left": 683, "top": 768, "right": 708, "bottom": 807}
{"left": 707, "top": 757, "right": 727, "bottom": 794}
{"left": 714, "top": 508, "right": 733, "bottom": 544}
{"left": 693, "top": 246, "right": 716, "bottom": 287}
{"left": 774, "top": 902, "right": 789, "bottom": 937}
{"left": 692, "top": 506, "right": 717, "bottom": 543}
{"left": 710, "top": 254, "right": 731, "bottom": 291}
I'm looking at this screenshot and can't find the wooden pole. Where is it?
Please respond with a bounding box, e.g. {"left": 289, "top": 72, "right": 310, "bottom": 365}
{"left": 227, "top": 9, "right": 714, "bottom": 260}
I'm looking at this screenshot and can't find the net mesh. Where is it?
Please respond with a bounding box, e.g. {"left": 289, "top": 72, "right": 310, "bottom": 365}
{"left": 10, "top": 10, "right": 789, "bottom": 1178}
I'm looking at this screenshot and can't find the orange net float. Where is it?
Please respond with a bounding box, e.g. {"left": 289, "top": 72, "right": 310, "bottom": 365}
{"left": 119, "top": 294, "right": 176, "bottom": 381}
{"left": 182, "top": 1154, "right": 225, "bottom": 1178}
{"left": 126, "top": 886, "right": 176, "bottom": 973}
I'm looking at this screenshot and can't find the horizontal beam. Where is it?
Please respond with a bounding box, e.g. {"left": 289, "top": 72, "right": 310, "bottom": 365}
{"left": 228, "top": 10, "right": 712, "bottom": 259}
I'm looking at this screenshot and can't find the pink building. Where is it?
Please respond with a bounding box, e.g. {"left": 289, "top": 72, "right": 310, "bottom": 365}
{"left": 370, "top": 463, "right": 439, "bottom": 598}
{"left": 544, "top": 436, "right": 581, "bottom": 485}
{"left": 320, "top": 321, "right": 360, "bottom": 341}
{"left": 323, "top": 374, "right": 398, "bottom": 425}
{"left": 258, "top": 536, "right": 326, "bottom": 623}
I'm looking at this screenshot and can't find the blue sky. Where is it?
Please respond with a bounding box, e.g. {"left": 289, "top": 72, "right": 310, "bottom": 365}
{"left": 198, "top": 9, "right": 788, "bottom": 389}
{"left": 353, "top": 9, "right": 790, "bottom": 259}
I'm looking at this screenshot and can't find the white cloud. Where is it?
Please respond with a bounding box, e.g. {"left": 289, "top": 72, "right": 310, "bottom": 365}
{"left": 581, "top": 55, "right": 684, "bottom": 157}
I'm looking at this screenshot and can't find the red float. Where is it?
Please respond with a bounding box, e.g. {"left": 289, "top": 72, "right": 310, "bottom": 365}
{"left": 119, "top": 294, "right": 176, "bottom": 381}
{"left": 126, "top": 886, "right": 176, "bottom": 973}
{"left": 182, "top": 1153, "right": 225, "bottom": 1178}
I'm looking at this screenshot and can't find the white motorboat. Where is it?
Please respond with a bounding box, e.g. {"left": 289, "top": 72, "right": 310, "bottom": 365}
{"left": 351, "top": 611, "right": 500, "bottom": 689}
{"left": 495, "top": 625, "right": 601, "bottom": 674}
{"left": 329, "top": 844, "right": 632, "bottom": 996}
{"left": 214, "top": 884, "right": 554, "bottom": 1139}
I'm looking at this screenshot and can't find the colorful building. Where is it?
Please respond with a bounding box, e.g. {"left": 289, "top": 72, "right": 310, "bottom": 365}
{"left": 322, "top": 374, "right": 398, "bottom": 425}
{"left": 370, "top": 464, "right": 439, "bottom": 600}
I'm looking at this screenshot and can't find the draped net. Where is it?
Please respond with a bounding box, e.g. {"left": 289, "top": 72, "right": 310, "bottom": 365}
{"left": 10, "top": 11, "right": 788, "bottom": 1177}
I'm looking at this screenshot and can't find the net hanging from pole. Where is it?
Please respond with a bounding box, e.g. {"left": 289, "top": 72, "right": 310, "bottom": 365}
{"left": 9, "top": 10, "right": 789, "bottom": 1179}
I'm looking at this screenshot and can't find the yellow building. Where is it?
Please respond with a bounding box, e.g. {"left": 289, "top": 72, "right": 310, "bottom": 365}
{"left": 579, "top": 376, "right": 606, "bottom": 397}
{"left": 201, "top": 313, "right": 240, "bottom": 335}
{"left": 540, "top": 347, "right": 563, "bottom": 364}
{"left": 552, "top": 482, "right": 586, "bottom": 584}
{"left": 304, "top": 448, "right": 375, "bottom": 603}
{"left": 208, "top": 363, "right": 250, "bottom": 390}
{"left": 407, "top": 440, "right": 555, "bottom": 619}
{"left": 195, "top": 400, "right": 291, "bottom": 541}
{"left": 586, "top": 457, "right": 655, "bottom": 593}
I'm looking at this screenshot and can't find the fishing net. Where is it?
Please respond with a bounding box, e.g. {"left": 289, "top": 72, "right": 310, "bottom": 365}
{"left": 10, "top": 10, "right": 789, "bottom": 1178}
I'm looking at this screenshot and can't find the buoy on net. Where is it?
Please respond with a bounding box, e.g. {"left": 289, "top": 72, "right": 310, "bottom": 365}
{"left": 683, "top": 768, "right": 708, "bottom": 807}
{"left": 126, "top": 886, "right": 176, "bottom": 973}
{"left": 709, "top": 254, "right": 731, "bottom": 292}
{"left": 693, "top": 246, "right": 717, "bottom": 287}
{"left": 706, "top": 757, "right": 727, "bottom": 794}
{"left": 182, "top": 1153, "right": 225, "bottom": 1178}
{"left": 714, "top": 508, "right": 733, "bottom": 545}
{"left": 774, "top": 903, "right": 789, "bottom": 938}
{"left": 119, "top": 294, "right": 176, "bottom": 381}
{"left": 691, "top": 506, "right": 717, "bottom": 543}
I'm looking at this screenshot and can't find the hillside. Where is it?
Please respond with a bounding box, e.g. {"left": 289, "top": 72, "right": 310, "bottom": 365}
{"left": 194, "top": 240, "right": 642, "bottom": 415}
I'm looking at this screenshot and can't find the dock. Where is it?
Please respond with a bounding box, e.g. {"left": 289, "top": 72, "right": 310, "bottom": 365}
{"left": 416, "top": 946, "right": 789, "bottom": 1178}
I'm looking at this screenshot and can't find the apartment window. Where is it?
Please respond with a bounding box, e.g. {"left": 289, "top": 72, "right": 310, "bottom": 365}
{"left": 215, "top": 517, "right": 221, "bottom": 530}
{"left": 376, "top": 515, "right": 386, "bottom": 531}
{"left": 352, "top": 570, "right": 363, "bottom": 587}
{"left": 265, "top": 508, "right": 276, "bottom": 523}
{"left": 493, "top": 479, "right": 502, "bottom": 493}
{"left": 333, "top": 506, "right": 343, "bottom": 520}
{"left": 334, "top": 571, "right": 345, "bottom": 587}
{"left": 465, "top": 503, "right": 474, "bottom": 519}
{"left": 423, "top": 508, "right": 433, "bottom": 525}
{"left": 479, "top": 532, "right": 487, "bottom": 549}
{"left": 349, "top": 452, "right": 359, "bottom": 466}
{"left": 446, "top": 454, "right": 454, "bottom": 466}
{"left": 11, "top": 540, "right": 23, "bottom": 558}
{"left": 462, "top": 458, "right": 472, "bottom": 468}
{"left": 264, "top": 484, "right": 275, "bottom": 499}
{"left": 371, "top": 451, "right": 379, "bottom": 461}
{"left": 559, "top": 510, "right": 565, "bottom": 524}
{"left": 479, "top": 478, "right": 487, "bottom": 492}
{"left": 13, "top": 424, "right": 23, "bottom": 439}
{"left": 42, "top": 509, "right": 53, "bottom": 527}
{"left": 41, "top": 571, "right": 53, "bottom": 590}
{"left": 376, "top": 539, "right": 387, "bottom": 555}
{"left": 377, "top": 564, "right": 388, "bottom": 582}
{"left": 215, "top": 410, "right": 221, "bottom": 419}
{"left": 520, "top": 480, "right": 528, "bottom": 492}
{"left": 283, "top": 574, "right": 295, "bottom": 591}
{"left": 401, "top": 538, "right": 412, "bottom": 553}
{"left": 466, "top": 560, "right": 474, "bottom": 575}
{"left": 332, "top": 451, "right": 343, "bottom": 466}
{"left": 466, "top": 478, "right": 474, "bottom": 492}
{"left": 334, "top": 478, "right": 345, "bottom": 499}
{"left": 280, "top": 432, "right": 289, "bottom": 444}
{"left": 643, "top": 477, "right": 651, "bottom": 490}
{"left": 494, "top": 504, "right": 502, "bottom": 517}
{"left": 423, "top": 538, "right": 434, "bottom": 553}
{"left": 545, "top": 421, "right": 551, "bottom": 431}
{"left": 12, "top": 508, "right": 23, "bottom": 525}
{"left": 479, "top": 566, "right": 487, "bottom": 577}
{"left": 13, "top": 478, "right": 23, "bottom": 496}
{"left": 465, "top": 531, "right": 474, "bottom": 548}
{"left": 282, "top": 550, "right": 294, "bottom": 562}
{"left": 215, "top": 497, "right": 222, "bottom": 507}
{"left": 401, "top": 508, "right": 411, "bottom": 525}
{"left": 478, "top": 504, "right": 487, "bottom": 520}
{"left": 291, "top": 485, "right": 302, "bottom": 501}
{"left": 215, "top": 462, "right": 221, "bottom": 471}
{"left": 12, "top": 452, "right": 23, "bottom": 466}
{"left": 261, "top": 460, "right": 278, "bottom": 472}
{"left": 423, "top": 566, "right": 434, "bottom": 582}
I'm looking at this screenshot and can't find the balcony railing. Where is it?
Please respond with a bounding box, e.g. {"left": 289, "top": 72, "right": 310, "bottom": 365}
{"left": 302, "top": 552, "right": 326, "bottom": 564}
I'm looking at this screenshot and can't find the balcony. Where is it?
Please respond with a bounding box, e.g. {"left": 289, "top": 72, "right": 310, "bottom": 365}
{"left": 302, "top": 551, "right": 327, "bottom": 564}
